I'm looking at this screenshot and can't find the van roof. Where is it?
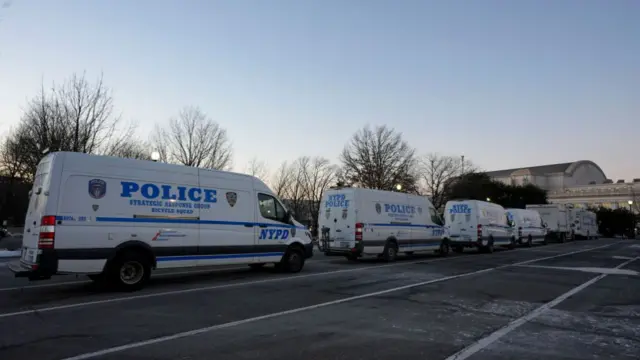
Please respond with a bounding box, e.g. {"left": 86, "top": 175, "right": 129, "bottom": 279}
{"left": 53, "top": 151, "right": 270, "bottom": 190}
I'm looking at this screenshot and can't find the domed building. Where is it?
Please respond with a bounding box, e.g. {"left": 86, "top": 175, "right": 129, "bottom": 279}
{"left": 485, "top": 161, "right": 639, "bottom": 212}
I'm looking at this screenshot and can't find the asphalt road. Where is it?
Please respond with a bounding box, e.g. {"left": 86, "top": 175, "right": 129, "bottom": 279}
{"left": 1, "top": 239, "right": 639, "bottom": 360}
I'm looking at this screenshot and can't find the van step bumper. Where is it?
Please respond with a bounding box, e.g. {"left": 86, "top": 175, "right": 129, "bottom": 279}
{"left": 8, "top": 261, "right": 53, "bottom": 280}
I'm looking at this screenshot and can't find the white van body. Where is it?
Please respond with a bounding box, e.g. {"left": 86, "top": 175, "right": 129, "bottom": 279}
{"left": 505, "top": 208, "right": 547, "bottom": 246}
{"left": 9, "top": 152, "right": 313, "bottom": 290}
{"left": 319, "top": 188, "right": 449, "bottom": 261}
{"left": 573, "top": 209, "right": 598, "bottom": 239}
{"left": 444, "top": 200, "right": 515, "bottom": 252}
{"left": 526, "top": 204, "right": 571, "bottom": 242}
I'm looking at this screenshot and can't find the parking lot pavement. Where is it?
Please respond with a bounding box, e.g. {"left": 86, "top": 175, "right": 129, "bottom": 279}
{"left": 0, "top": 239, "right": 638, "bottom": 360}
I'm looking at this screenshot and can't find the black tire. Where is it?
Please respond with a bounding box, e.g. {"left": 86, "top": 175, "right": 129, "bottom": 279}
{"left": 249, "top": 263, "right": 266, "bottom": 270}
{"left": 559, "top": 233, "right": 565, "bottom": 243}
{"left": 541, "top": 235, "right": 548, "bottom": 245}
{"left": 526, "top": 235, "right": 533, "bottom": 247}
{"left": 453, "top": 245, "right": 463, "bottom": 253}
{"left": 508, "top": 237, "right": 516, "bottom": 250}
{"left": 483, "top": 237, "right": 494, "bottom": 253}
{"left": 279, "top": 246, "right": 305, "bottom": 273}
{"left": 106, "top": 250, "right": 152, "bottom": 292}
{"left": 382, "top": 241, "right": 398, "bottom": 262}
{"left": 439, "top": 239, "right": 450, "bottom": 257}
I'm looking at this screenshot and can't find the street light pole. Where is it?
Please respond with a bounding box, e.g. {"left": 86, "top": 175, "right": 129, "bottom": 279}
{"left": 629, "top": 200, "right": 635, "bottom": 238}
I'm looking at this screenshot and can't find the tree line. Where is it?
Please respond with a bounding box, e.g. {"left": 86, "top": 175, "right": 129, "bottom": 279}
{"left": 0, "top": 72, "right": 549, "bottom": 229}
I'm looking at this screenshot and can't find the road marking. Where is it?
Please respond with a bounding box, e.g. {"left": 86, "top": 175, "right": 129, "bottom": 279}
{"left": 517, "top": 264, "right": 639, "bottom": 276}
{"left": 0, "top": 239, "right": 603, "bottom": 292}
{"left": 0, "top": 257, "right": 338, "bottom": 292}
{"left": 56, "top": 245, "right": 618, "bottom": 360}
{"left": 443, "top": 256, "right": 639, "bottom": 360}
{"left": 0, "top": 242, "right": 616, "bottom": 320}
{"left": 613, "top": 256, "right": 634, "bottom": 260}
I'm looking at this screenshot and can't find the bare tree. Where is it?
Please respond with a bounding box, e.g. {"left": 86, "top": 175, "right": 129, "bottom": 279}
{"left": 245, "top": 157, "right": 269, "bottom": 182}
{"left": 0, "top": 135, "right": 29, "bottom": 179}
{"left": 300, "top": 157, "right": 337, "bottom": 233}
{"left": 103, "top": 137, "right": 151, "bottom": 160}
{"left": 7, "top": 73, "right": 127, "bottom": 179}
{"left": 418, "top": 153, "right": 477, "bottom": 211}
{"left": 340, "top": 125, "right": 418, "bottom": 192}
{"left": 270, "top": 161, "right": 294, "bottom": 198}
{"left": 152, "top": 106, "right": 233, "bottom": 170}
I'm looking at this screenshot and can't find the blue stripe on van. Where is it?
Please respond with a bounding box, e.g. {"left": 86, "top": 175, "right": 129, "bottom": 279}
{"left": 367, "top": 223, "right": 443, "bottom": 228}
{"left": 90, "top": 216, "right": 307, "bottom": 230}
{"left": 156, "top": 252, "right": 284, "bottom": 262}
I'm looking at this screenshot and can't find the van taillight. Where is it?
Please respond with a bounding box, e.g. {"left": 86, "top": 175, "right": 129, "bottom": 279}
{"left": 38, "top": 215, "right": 56, "bottom": 249}
{"left": 355, "top": 223, "right": 364, "bottom": 241}
{"left": 477, "top": 224, "right": 483, "bottom": 238}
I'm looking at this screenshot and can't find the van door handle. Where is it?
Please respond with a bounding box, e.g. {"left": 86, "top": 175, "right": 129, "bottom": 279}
{"left": 244, "top": 224, "right": 254, "bottom": 228}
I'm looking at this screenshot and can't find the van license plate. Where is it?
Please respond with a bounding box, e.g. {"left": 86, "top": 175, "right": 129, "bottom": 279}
{"left": 21, "top": 248, "right": 38, "bottom": 264}
{"left": 340, "top": 242, "right": 350, "bottom": 248}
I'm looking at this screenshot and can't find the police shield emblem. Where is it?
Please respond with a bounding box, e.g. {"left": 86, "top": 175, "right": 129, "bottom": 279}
{"left": 417, "top": 207, "right": 423, "bottom": 215}
{"left": 375, "top": 203, "right": 382, "bottom": 214}
{"left": 92, "top": 204, "right": 99, "bottom": 212}
{"left": 225, "top": 192, "right": 238, "bottom": 207}
{"left": 88, "top": 179, "right": 107, "bottom": 199}
{"left": 325, "top": 208, "right": 331, "bottom": 219}
{"left": 341, "top": 208, "right": 348, "bottom": 219}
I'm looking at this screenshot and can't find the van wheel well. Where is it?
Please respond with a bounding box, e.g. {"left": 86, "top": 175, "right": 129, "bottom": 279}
{"left": 386, "top": 237, "right": 398, "bottom": 246}
{"left": 110, "top": 245, "right": 156, "bottom": 270}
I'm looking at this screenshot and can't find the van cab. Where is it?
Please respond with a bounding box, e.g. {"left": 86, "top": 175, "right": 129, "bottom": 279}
{"left": 444, "top": 200, "right": 515, "bottom": 253}
{"left": 505, "top": 208, "right": 547, "bottom": 246}
{"left": 9, "top": 152, "right": 313, "bottom": 291}
{"left": 319, "top": 188, "right": 449, "bottom": 261}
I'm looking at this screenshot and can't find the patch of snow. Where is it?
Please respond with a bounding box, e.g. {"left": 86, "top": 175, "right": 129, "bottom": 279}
{"left": 0, "top": 249, "right": 20, "bottom": 258}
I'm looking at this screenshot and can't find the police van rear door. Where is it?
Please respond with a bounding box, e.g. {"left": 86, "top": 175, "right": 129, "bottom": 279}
{"left": 319, "top": 190, "right": 355, "bottom": 250}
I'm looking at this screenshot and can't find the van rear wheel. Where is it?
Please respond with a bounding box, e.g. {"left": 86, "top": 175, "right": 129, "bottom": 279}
{"left": 107, "top": 251, "right": 151, "bottom": 292}
{"left": 382, "top": 241, "right": 398, "bottom": 262}
{"left": 526, "top": 235, "right": 533, "bottom": 247}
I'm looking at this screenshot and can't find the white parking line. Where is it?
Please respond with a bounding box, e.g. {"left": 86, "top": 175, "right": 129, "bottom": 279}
{"left": 443, "top": 256, "right": 639, "bottom": 360}
{"left": 51, "top": 244, "right": 618, "bottom": 360}
{"left": 0, "top": 242, "right": 616, "bottom": 320}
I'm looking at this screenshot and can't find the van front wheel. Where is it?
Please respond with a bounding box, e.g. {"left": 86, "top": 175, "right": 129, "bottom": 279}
{"left": 280, "top": 247, "right": 305, "bottom": 273}
{"left": 107, "top": 251, "right": 151, "bottom": 291}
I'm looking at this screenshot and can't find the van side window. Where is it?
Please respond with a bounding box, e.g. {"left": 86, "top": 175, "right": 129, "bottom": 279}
{"left": 258, "top": 193, "right": 288, "bottom": 223}
{"left": 429, "top": 208, "right": 443, "bottom": 226}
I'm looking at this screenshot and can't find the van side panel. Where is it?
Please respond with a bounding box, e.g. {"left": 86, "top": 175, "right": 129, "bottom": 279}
{"left": 408, "top": 196, "right": 442, "bottom": 252}
{"left": 55, "top": 158, "right": 201, "bottom": 272}
{"left": 364, "top": 191, "right": 412, "bottom": 255}
{"left": 197, "top": 170, "right": 258, "bottom": 266}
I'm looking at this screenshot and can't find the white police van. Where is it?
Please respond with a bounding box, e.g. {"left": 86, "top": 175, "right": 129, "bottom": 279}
{"left": 9, "top": 152, "right": 313, "bottom": 290}
{"left": 505, "top": 208, "right": 547, "bottom": 246}
{"left": 319, "top": 187, "right": 449, "bottom": 261}
{"left": 444, "top": 199, "right": 515, "bottom": 253}
{"left": 573, "top": 209, "right": 598, "bottom": 240}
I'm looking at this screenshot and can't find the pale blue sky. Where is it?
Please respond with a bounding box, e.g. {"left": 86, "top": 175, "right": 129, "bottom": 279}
{"left": 0, "top": 0, "right": 638, "bottom": 180}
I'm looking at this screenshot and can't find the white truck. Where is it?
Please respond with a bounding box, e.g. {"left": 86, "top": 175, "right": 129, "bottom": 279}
{"left": 319, "top": 187, "right": 450, "bottom": 261}
{"left": 526, "top": 204, "right": 572, "bottom": 242}
{"left": 505, "top": 208, "right": 547, "bottom": 246}
{"left": 573, "top": 209, "right": 598, "bottom": 239}
{"left": 9, "top": 152, "right": 313, "bottom": 291}
{"left": 444, "top": 199, "right": 515, "bottom": 253}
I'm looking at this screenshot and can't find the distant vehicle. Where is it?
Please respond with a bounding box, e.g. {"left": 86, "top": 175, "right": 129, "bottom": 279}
{"left": 526, "top": 204, "right": 572, "bottom": 242}
{"left": 573, "top": 209, "right": 598, "bottom": 240}
{"left": 9, "top": 152, "right": 313, "bottom": 291}
{"left": 319, "top": 187, "right": 449, "bottom": 261}
{"left": 444, "top": 200, "right": 515, "bottom": 253}
{"left": 505, "top": 208, "right": 547, "bottom": 246}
